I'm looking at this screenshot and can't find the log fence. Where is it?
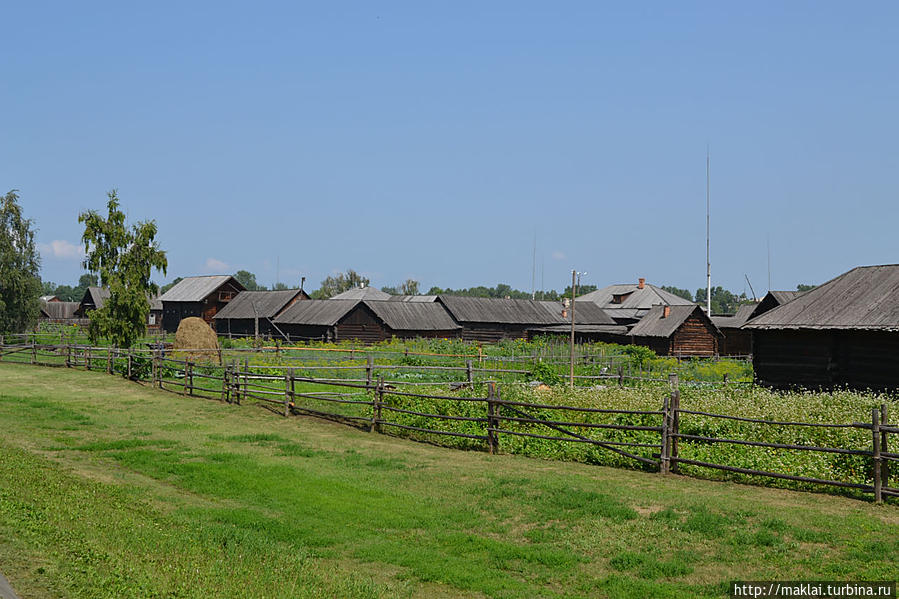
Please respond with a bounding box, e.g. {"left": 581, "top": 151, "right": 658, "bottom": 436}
{"left": 0, "top": 341, "right": 894, "bottom": 503}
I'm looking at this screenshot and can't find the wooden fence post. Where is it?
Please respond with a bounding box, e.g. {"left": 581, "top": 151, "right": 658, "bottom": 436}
{"left": 284, "top": 368, "right": 293, "bottom": 417}
{"left": 65, "top": 344, "right": 71, "bottom": 368}
{"left": 881, "top": 404, "right": 890, "bottom": 496}
{"left": 85, "top": 347, "right": 91, "bottom": 371}
{"left": 486, "top": 382, "right": 498, "bottom": 455}
{"left": 371, "top": 377, "right": 383, "bottom": 433}
{"left": 660, "top": 393, "right": 670, "bottom": 474}
{"left": 0, "top": 335, "right": 3, "bottom": 363}
{"left": 242, "top": 358, "right": 249, "bottom": 404}
{"left": 220, "top": 365, "right": 229, "bottom": 402}
{"left": 106, "top": 349, "right": 112, "bottom": 374}
{"left": 127, "top": 351, "right": 132, "bottom": 379}
{"left": 872, "top": 407, "right": 882, "bottom": 504}
{"left": 617, "top": 365, "right": 624, "bottom": 387}
{"left": 669, "top": 373, "right": 680, "bottom": 473}
{"left": 186, "top": 361, "right": 194, "bottom": 395}
{"left": 466, "top": 360, "right": 473, "bottom": 385}
{"left": 366, "top": 354, "right": 373, "bottom": 388}
{"left": 32, "top": 342, "right": 37, "bottom": 365}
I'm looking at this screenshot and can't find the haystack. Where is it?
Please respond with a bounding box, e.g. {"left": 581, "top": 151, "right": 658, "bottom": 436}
{"left": 173, "top": 317, "right": 221, "bottom": 364}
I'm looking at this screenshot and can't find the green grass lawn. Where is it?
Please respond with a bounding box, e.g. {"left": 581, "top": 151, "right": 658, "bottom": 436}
{"left": 0, "top": 363, "right": 896, "bottom": 598}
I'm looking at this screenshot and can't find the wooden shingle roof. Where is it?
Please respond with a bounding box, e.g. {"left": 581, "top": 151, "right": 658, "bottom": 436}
{"left": 330, "top": 287, "right": 391, "bottom": 301}
{"left": 364, "top": 301, "right": 460, "bottom": 331}
{"left": 273, "top": 300, "right": 360, "bottom": 326}
{"left": 159, "top": 275, "right": 244, "bottom": 303}
{"left": 744, "top": 265, "right": 899, "bottom": 331}
{"left": 214, "top": 290, "right": 305, "bottom": 320}
{"left": 437, "top": 296, "right": 564, "bottom": 325}
{"left": 630, "top": 305, "right": 721, "bottom": 338}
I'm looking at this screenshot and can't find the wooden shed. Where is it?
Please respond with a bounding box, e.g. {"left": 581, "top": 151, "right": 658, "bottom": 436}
{"left": 711, "top": 303, "right": 757, "bottom": 356}
{"left": 436, "top": 296, "right": 567, "bottom": 342}
{"left": 39, "top": 300, "right": 81, "bottom": 323}
{"left": 628, "top": 304, "right": 722, "bottom": 357}
{"left": 213, "top": 289, "right": 308, "bottom": 339}
{"left": 744, "top": 265, "right": 899, "bottom": 391}
{"left": 273, "top": 300, "right": 366, "bottom": 342}
{"left": 159, "top": 275, "right": 245, "bottom": 333}
{"left": 364, "top": 300, "right": 461, "bottom": 340}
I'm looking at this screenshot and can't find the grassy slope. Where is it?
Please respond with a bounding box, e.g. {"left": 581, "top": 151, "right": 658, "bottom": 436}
{"left": 0, "top": 363, "right": 896, "bottom": 599}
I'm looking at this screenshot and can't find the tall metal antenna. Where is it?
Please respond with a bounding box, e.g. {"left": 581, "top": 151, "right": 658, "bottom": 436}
{"left": 767, "top": 234, "right": 771, "bottom": 292}
{"left": 531, "top": 229, "right": 537, "bottom": 300}
{"left": 706, "top": 146, "right": 711, "bottom": 314}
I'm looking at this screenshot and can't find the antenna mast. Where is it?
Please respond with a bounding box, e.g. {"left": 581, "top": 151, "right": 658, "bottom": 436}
{"left": 706, "top": 147, "right": 711, "bottom": 314}
{"left": 531, "top": 230, "right": 537, "bottom": 300}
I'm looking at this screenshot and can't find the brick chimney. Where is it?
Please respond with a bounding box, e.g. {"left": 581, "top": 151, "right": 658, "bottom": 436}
{"left": 638, "top": 278, "right": 645, "bottom": 289}
{"left": 662, "top": 305, "right": 671, "bottom": 318}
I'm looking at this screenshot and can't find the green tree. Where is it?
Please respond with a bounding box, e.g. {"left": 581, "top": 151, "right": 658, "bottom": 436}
{"left": 694, "top": 286, "right": 749, "bottom": 315}
{"left": 660, "top": 285, "right": 693, "bottom": 301}
{"left": 796, "top": 283, "right": 817, "bottom": 292}
{"left": 0, "top": 190, "right": 42, "bottom": 334}
{"left": 79, "top": 190, "right": 167, "bottom": 347}
{"left": 234, "top": 270, "right": 261, "bottom": 291}
{"left": 400, "top": 279, "right": 420, "bottom": 295}
{"left": 311, "top": 269, "right": 369, "bottom": 299}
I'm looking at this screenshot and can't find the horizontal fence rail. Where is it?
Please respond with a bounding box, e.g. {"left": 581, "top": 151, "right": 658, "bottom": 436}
{"left": 0, "top": 341, "right": 894, "bottom": 504}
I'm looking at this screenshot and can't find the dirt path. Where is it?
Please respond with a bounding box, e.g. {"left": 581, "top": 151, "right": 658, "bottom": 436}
{"left": 0, "top": 572, "right": 18, "bottom": 599}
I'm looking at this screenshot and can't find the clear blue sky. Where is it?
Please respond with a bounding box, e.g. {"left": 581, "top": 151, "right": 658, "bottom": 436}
{"left": 4, "top": 2, "right": 898, "bottom": 297}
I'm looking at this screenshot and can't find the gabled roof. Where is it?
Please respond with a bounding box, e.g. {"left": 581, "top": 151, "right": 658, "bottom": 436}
{"left": 40, "top": 301, "right": 80, "bottom": 319}
{"left": 364, "top": 300, "right": 460, "bottom": 331}
{"left": 711, "top": 303, "right": 757, "bottom": 330}
{"left": 744, "top": 265, "right": 899, "bottom": 331}
{"left": 747, "top": 291, "right": 802, "bottom": 320}
{"left": 630, "top": 305, "right": 721, "bottom": 338}
{"left": 578, "top": 282, "right": 696, "bottom": 310}
{"left": 40, "top": 295, "right": 59, "bottom": 302}
{"left": 537, "top": 301, "right": 617, "bottom": 325}
{"left": 437, "top": 295, "right": 563, "bottom": 325}
{"left": 159, "top": 275, "right": 244, "bottom": 303}
{"left": 330, "top": 286, "right": 391, "bottom": 301}
{"left": 214, "top": 290, "right": 305, "bottom": 320}
{"left": 273, "top": 299, "right": 360, "bottom": 326}
{"left": 80, "top": 286, "right": 110, "bottom": 310}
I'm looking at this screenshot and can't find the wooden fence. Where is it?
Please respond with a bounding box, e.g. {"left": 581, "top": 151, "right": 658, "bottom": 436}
{"left": 0, "top": 341, "right": 894, "bottom": 503}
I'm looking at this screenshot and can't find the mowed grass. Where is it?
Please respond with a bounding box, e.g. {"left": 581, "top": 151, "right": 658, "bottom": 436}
{"left": 0, "top": 364, "right": 896, "bottom": 599}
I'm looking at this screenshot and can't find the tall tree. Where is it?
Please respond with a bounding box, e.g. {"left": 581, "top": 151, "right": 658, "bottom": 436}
{"left": 233, "top": 270, "right": 261, "bottom": 291}
{"left": 400, "top": 279, "right": 420, "bottom": 295}
{"left": 79, "top": 190, "right": 167, "bottom": 347}
{"left": 0, "top": 190, "right": 42, "bottom": 334}
{"left": 311, "top": 269, "right": 369, "bottom": 299}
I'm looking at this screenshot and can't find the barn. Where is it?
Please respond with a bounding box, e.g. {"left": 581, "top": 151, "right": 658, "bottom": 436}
{"left": 159, "top": 275, "right": 245, "bottom": 333}
{"left": 628, "top": 304, "right": 722, "bottom": 357}
{"left": 272, "top": 300, "right": 365, "bottom": 342}
{"left": 748, "top": 290, "right": 802, "bottom": 320}
{"left": 213, "top": 289, "right": 308, "bottom": 339}
{"left": 744, "top": 264, "right": 899, "bottom": 391}
{"left": 436, "top": 296, "right": 565, "bottom": 342}
{"left": 39, "top": 300, "right": 81, "bottom": 323}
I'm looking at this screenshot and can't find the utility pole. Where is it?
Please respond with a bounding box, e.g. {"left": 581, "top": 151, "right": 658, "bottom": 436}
{"left": 570, "top": 269, "right": 576, "bottom": 388}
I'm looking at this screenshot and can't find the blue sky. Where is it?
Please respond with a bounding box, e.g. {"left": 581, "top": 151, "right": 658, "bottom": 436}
{"left": 4, "top": 2, "right": 898, "bottom": 297}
